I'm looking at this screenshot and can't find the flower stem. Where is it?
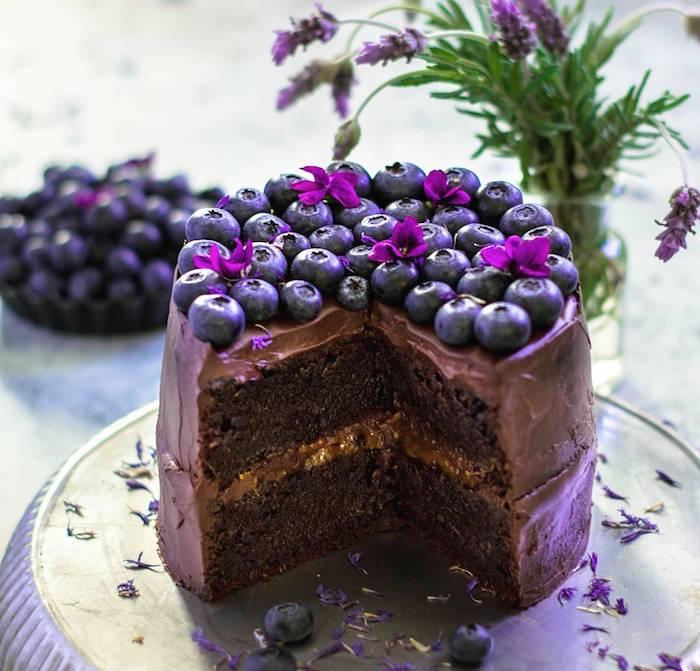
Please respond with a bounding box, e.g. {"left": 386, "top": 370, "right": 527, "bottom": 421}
{"left": 337, "top": 18, "right": 401, "bottom": 33}
{"left": 653, "top": 119, "right": 690, "bottom": 186}
{"left": 369, "top": 5, "right": 446, "bottom": 24}
{"left": 354, "top": 71, "right": 425, "bottom": 119}
{"left": 609, "top": 2, "right": 693, "bottom": 39}
{"left": 425, "top": 29, "right": 490, "bottom": 45}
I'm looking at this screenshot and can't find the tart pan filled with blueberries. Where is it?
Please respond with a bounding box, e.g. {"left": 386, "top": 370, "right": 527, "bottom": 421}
{"left": 0, "top": 155, "right": 224, "bottom": 335}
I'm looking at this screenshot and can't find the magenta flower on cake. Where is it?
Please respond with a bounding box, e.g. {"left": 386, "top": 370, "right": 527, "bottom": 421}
{"left": 194, "top": 239, "right": 253, "bottom": 280}
{"left": 272, "top": 4, "right": 338, "bottom": 66}
{"left": 367, "top": 216, "right": 428, "bottom": 263}
{"left": 424, "top": 170, "right": 471, "bottom": 207}
{"left": 481, "top": 235, "right": 551, "bottom": 277}
{"left": 292, "top": 165, "right": 361, "bottom": 207}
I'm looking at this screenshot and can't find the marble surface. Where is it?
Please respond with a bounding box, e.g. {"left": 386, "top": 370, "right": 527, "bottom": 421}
{"left": 1, "top": 0, "right": 699, "bottom": 552}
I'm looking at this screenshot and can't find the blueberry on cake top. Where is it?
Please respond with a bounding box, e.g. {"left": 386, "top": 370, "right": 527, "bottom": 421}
{"left": 156, "top": 161, "right": 596, "bottom": 608}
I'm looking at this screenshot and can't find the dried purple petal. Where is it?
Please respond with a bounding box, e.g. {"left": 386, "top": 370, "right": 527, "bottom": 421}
{"left": 125, "top": 479, "right": 154, "bottom": 495}
{"left": 615, "top": 598, "right": 628, "bottom": 615}
{"left": 347, "top": 550, "right": 368, "bottom": 574}
{"left": 216, "top": 194, "right": 231, "bottom": 209}
{"left": 588, "top": 552, "right": 598, "bottom": 574}
{"left": 602, "top": 485, "right": 628, "bottom": 501}
{"left": 584, "top": 578, "right": 612, "bottom": 606}
{"left": 63, "top": 501, "right": 84, "bottom": 516}
{"left": 122, "top": 437, "right": 156, "bottom": 469}
{"left": 130, "top": 510, "right": 152, "bottom": 526}
{"left": 466, "top": 576, "right": 482, "bottom": 604}
{"left": 581, "top": 624, "right": 609, "bottom": 634}
{"left": 117, "top": 579, "right": 139, "bottom": 598}
{"left": 66, "top": 523, "right": 97, "bottom": 540}
{"left": 191, "top": 628, "right": 242, "bottom": 669}
{"left": 123, "top": 551, "right": 160, "bottom": 572}
{"left": 490, "top": 0, "right": 536, "bottom": 60}
{"left": 148, "top": 499, "right": 159, "bottom": 513}
{"left": 598, "top": 644, "right": 611, "bottom": 659}
{"left": 610, "top": 653, "right": 629, "bottom": 671}
{"left": 330, "top": 625, "right": 346, "bottom": 640}
{"left": 308, "top": 640, "right": 344, "bottom": 663}
{"left": 655, "top": 469, "right": 681, "bottom": 488}
{"left": 379, "top": 661, "right": 417, "bottom": 671}
{"left": 316, "top": 583, "right": 350, "bottom": 607}
{"left": 557, "top": 586, "right": 577, "bottom": 605}
{"left": 654, "top": 186, "right": 700, "bottom": 262}
{"left": 251, "top": 325, "right": 273, "bottom": 352}
{"left": 658, "top": 652, "right": 684, "bottom": 671}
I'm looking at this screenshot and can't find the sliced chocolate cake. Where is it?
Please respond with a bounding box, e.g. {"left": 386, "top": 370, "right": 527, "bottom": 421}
{"left": 156, "top": 162, "right": 596, "bottom": 608}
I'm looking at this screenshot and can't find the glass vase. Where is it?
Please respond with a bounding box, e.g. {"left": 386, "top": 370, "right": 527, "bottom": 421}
{"left": 544, "top": 197, "right": 627, "bottom": 394}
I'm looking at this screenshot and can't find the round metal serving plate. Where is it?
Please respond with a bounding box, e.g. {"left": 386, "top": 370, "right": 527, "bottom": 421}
{"left": 1, "top": 397, "right": 699, "bottom": 671}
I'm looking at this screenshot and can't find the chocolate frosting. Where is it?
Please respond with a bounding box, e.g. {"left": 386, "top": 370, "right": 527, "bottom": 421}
{"left": 156, "top": 294, "right": 596, "bottom": 603}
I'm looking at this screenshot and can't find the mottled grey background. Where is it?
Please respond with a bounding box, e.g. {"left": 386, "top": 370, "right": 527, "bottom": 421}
{"left": 1, "top": 0, "right": 698, "bottom": 550}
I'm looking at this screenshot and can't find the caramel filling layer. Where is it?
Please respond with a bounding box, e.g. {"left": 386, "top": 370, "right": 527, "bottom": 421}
{"left": 222, "top": 414, "right": 498, "bottom": 503}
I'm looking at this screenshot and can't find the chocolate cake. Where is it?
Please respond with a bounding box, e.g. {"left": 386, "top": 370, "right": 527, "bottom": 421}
{"left": 156, "top": 162, "right": 596, "bottom": 608}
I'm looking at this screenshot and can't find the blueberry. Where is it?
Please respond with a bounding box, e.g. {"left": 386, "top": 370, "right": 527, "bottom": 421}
{"left": 280, "top": 280, "right": 323, "bottom": 321}
{"left": 198, "top": 186, "right": 227, "bottom": 202}
{"left": 546, "top": 254, "right": 579, "bottom": 295}
{"left": 250, "top": 243, "right": 289, "bottom": 285}
{"left": 371, "top": 260, "right": 420, "bottom": 305}
{"left": 27, "top": 269, "right": 64, "bottom": 297}
{"left": 67, "top": 268, "right": 103, "bottom": 300}
{"left": 27, "top": 219, "right": 51, "bottom": 238}
{"left": 504, "top": 278, "right": 564, "bottom": 330}
{"left": 327, "top": 160, "right": 372, "bottom": 198}
{"left": 225, "top": 187, "right": 271, "bottom": 223}
{"left": 457, "top": 266, "right": 512, "bottom": 303}
{"left": 444, "top": 167, "right": 481, "bottom": 198}
{"left": 264, "top": 173, "right": 303, "bottom": 214}
{"left": 405, "top": 281, "right": 457, "bottom": 324}
{"left": 177, "top": 239, "right": 230, "bottom": 274}
{"left": 0, "top": 196, "right": 22, "bottom": 215}
{"left": 434, "top": 296, "right": 482, "bottom": 345}
{"left": 420, "top": 223, "right": 453, "bottom": 255}
{"left": 155, "top": 174, "right": 190, "bottom": 199}
{"left": 188, "top": 294, "right": 246, "bottom": 347}
{"left": 271, "top": 231, "right": 311, "bottom": 261}
{"left": 108, "top": 277, "right": 138, "bottom": 300}
{"left": 243, "top": 213, "right": 291, "bottom": 243}
{"left": 283, "top": 201, "right": 333, "bottom": 237}
{"left": 336, "top": 275, "right": 370, "bottom": 311}
{"left": 46, "top": 164, "right": 97, "bottom": 187}
{"left": 114, "top": 183, "right": 147, "bottom": 218}
{"left": 523, "top": 225, "right": 572, "bottom": 257}
{"left": 432, "top": 205, "right": 479, "bottom": 236}
{"left": 141, "top": 259, "right": 173, "bottom": 296}
{"left": 384, "top": 197, "right": 431, "bottom": 222}
{"left": 165, "top": 208, "right": 190, "bottom": 245}
{"left": 471, "top": 249, "right": 488, "bottom": 268}
{"left": 372, "top": 161, "right": 426, "bottom": 205}
{"left": 500, "top": 203, "right": 554, "bottom": 237}
{"left": 449, "top": 623, "right": 493, "bottom": 665}
{"left": 121, "top": 220, "right": 163, "bottom": 256}
{"left": 241, "top": 647, "right": 297, "bottom": 671}
{"left": 185, "top": 207, "right": 240, "bottom": 247}
{"left": 455, "top": 223, "right": 505, "bottom": 259}
{"left": 353, "top": 213, "right": 397, "bottom": 243}
{"left": 106, "top": 246, "right": 143, "bottom": 277}
{"left": 88, "top": 241, "right": 115, "bottom": 267}
{"left": 22, "top": 236, "right": 52, "bottom": 270}
{"left": 21, "top": 186, "right": 55, "bottom": 217}
{"left": 173, "top": 269, "right": 228, "bottom": 313}
{"left": 309, "top": 225, "right": 354, "bottom": 255}
{"left": 334, "top": 198, "right": 382, "bottom": 228}
{"left": 291, "top": 248, "right": 344, "bottom": 294}
{"left": 475, "top": 302, "right": 532, "bottom": 352}
{"left": 0, "top": 213, "right": 28, "bottom": 252}
{"left": 476, "top": 181, "right": 523, "bottom": 226}
{"left": 48, "top": 231, "right": 89, "bottom": 273}
{"left": 422, "top": 248, "right": 470, "bottom": 287}
{"left": 0, "top": 257, "right": 24, "bottom": 285}
{"left": 345, "top": 244, "right": 378, "bottom": 278}
{"left": 84, "top": 194, "right": 129, "bottom": 236}
{"left": 263, "top": 602, "right": 314, "bottom": 643}
{"left": 229, "top": 278, "right": 279, "bottom": 322}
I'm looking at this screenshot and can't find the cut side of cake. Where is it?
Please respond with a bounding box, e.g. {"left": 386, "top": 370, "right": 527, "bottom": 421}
{"left": 156, "top": 162, "right": 597, "bottom": 609}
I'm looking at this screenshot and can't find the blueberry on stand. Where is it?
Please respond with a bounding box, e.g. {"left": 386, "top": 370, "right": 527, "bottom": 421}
{"left": 173, "top": 269, "right": 228, "bottom": 313}
{"left": 372, "top": 162, "right": 426, "bottom": 205}
{"left": 546, "top": 254, "right": 579, "bottom": 295}
{"left": 457, "top": 266, "right": 512, "bottom": 304}
{"left": 241, "top": 647, "right": 297, "bottom": 671}
{"left": 420, "top": 223, "right": 453, "bottom": 255}
{"left": 454, "top": 223, "right": 505, "bottom": 259}
{"left": 27, "top": 269, "right": 64, "bottom": 297}
{"left": 229, "top": 278, "right": 280, "bottom": 321}
{"left": 434, "top": 296, "right": 483, "bottom": 345}
{"left": 405, "top": 281, "right": 457, "bottom": 324}
{"left": 22, "top": 236, "right": 52, "bottom": 270}
{"left": 225, "top": 187, "right": 271, "bottom": 223}
{"left": 500, "top": 203, "right": 554, "bottom": 237}
{"left": 263, "top": 602, "right": 314, "bottom": 643}
{"left": 432, "top": 205, "right": 479, "bottom": 236}
{"left": 177, "top": 239, "right": 230, "bottom": 274}
{"left": 280, "top": 280, "right": 323, "bottom": 321}
{"left": 249, "top": 243, "right": 289, "bottom": 285}
{"left": 67, "top": 268, "right": 103, "bottom": 300}
{"left": 243, "top": 213, "right": 290, "bottom": 243}
{"left": 445, "top": 166, "right": 481, "bottom": 198}
{"left": 504, "top": 278, "right": 564, "bottom": 330}
{"left": 188, "top": 294, "right": 246, "bottom": 347}
{"left": 264, "top": 173, "right": 303, "bottom": 214}
{"left": 48, "top": 231, "right": 89, "bottom": 273}
{"left": 106, "top": 246, "right": 143, "bottom": 277}
{"left": 84, "top": 193, "right": 129, "bottom": 237}
{"left": 327, "top": 160, "right": 372, "bottom": 197}
{"left": 449, "top": 623, "right": 493, "bottom": 665}
{"left": 272, "top": 231, "right": 311, "bottom": 261}
{"left": 370, "top": 260, "right": 420, "bottom": 305}
{"left": 345, "top": 245, "right": 378, "bottom": 279}
{"left": 475, "top": 302, "right": 532, "bottom": 352}
{"left": 185, "top": 207, "right": 240, "bottom": 247}
{"left": 141, "top": 259, "right": 174, "bottom": 296}
{"left": 523, "top": 225, "right": 572, "bottom": 258}
{"left": 336, "top": 275, "right": 370, "bottom": 311}
{"left": 108, "top": 277, "right": 137, "bottom": 300}
{"left": 121, "top": 220, "right": 163, "bottom": 256}
{"left": 0, "top": 214, "right": 29, "bottom": 252}
{"left": 384, "top": 197, "right": 431, "bottom": 222}
{"left": 309, "top": 225, "right": 354, "bottom": 255}
{"left": 283, "top": 201, "right": 333, "bottom": 237}
{"left": 353, "top": 213, "right": 397, "bottom": 243}
{"left": 475, "top": 181, "right": 523, "bottom": 226}
{"left": 422, "top": 248, "right": 470, "bottom": 287}
{"left": 334, "top": 198, "right": 382, "bottom": 228}
{"left": 0, "top": 257, "right": 24, "bottom": 285}
{"left": 291, "top": 248, "right": 344, "bottom": 294}
{"left": 164, "top": 208, "right": 190, "bottom": 245}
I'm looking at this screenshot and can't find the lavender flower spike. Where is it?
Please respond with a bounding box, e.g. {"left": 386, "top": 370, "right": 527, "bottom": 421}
{"left": 355, "top": 28, "right": 428, "bottom": 66}
{"left": 491, "top": 0, "right": 536, "bottom": 60}
{"left": 332, "top": 60, "right": 355, "bottom": 119}
{"left": 277, "top": 61, "right": 325, "bottom": 111}
{"left": 333, "top": 118, "right": 361, "bottom": 160}
{"left": 518, "top": 0, "right": 569, "bottom": 55}
{"left": 272, "top": 4, "right": 338, "bottom": 66}
{"left": 655, "top": 185, "right": 700, "bottom": 262}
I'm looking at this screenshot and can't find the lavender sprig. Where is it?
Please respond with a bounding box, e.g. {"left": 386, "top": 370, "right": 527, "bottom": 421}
{"left": 490, "top": 0, "right": 536, "bottom": 61}
{"left": 518, "top": 0, "right": 569, "bottom": 55}
{"left": 272, "top": 4, "right": 338, "bottom": 66}
{"left": 655, "top": 186, "right": 700, "bottom": 262}
{"left": 355, "top": 28, "right": 428, "bottom": 66}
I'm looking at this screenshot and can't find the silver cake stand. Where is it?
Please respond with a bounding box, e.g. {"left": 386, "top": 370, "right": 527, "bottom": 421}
{"left": 1, "top": 396, "right": 699, "bottom": 671}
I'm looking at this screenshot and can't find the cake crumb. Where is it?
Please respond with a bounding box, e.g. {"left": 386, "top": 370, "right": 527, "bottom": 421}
{"left": 132, "top": 635, "right": 144, "bottom": 645}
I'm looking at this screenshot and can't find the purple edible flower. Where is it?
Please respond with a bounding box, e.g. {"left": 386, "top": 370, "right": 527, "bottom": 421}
{"left": 490, "top": 0, "right": 536, "bottom": 60}
{"left": 148, "top": 499, "right": 159, "bottom": 513}
{"left": 424, "top": 169, "right": 471, "bottom": 207}
{"left": 272, "top": 4, "right": 338, "bottom": 66}
{"left": 122, "top": 438, "right": 156, "bottom": 469}
{"left": 292, "top": 165, "right": 360, "bottom": 208}
{"left": 658, "top": 652, "right": 684, "bottom": 671}
{"left": 316, "top": 584, "right": 350, "bottom": 607}
{"left": 355, "top": 27, "right": 428, "bottom": 66}
{"left": 308, "top": 640, "right": 343, "bottom": 663}
{"left": 517, "top": 0, "right": 569, "bottom": 55}
{"left": 615, "top": 598, "right": 628, "bottom": 615}
{"left": 117, "top": 579, "right": 139, "bottom": 599}
{"left": 125, "top": 479, "right": 154, "bottom": 494}
{"left": 481, "top": 235, "right": 551, "bottom": 278}
{"left": 251, "top": 325, "right": 273, "bottom": 351}
{"left": 191, "top": 628, "right": 241, "bottom": 670}
{"left": 584, "top": 577, "right": 612, "bottom": 606}
{"left": 277, "top": 61, "right": 325, "bottom": 111}
{"left": 557, "top": 586, "right": 577, "bottom": 605}
{"left": 129, "top": 510, "right": 152, "bottom": 526}
{"left": 330, "top": 625, "right": 346, "bottom": 640}
{"left": 216, "top": 194, "right": 231, "bottom": 209}
{"left": 655, "top": 186, "right": 700, "bottom": 262}
{"left": 598, "top": 644, "right": 611, "bottom": 659}
{"left": 347, "top": 550, "right": 368, "bottom": 575}
{"left": 602, "top": 485, "right": 628, "bottom": 501}
{"left": 581, "top": 624, "right": 609, "bottom": 634}
{"left": 602, "top": 508, "right": 659, "bottom": 544}
{"left": 367, "top": 216, "right": 428, "bottom": 263}
{"left": 588, "top": 552, "right": 599, "bottom": 574}
{"left": 585, "top": 639, "right": 600, "bottom": 654}
{"left": 332, "top": 60, "right": 355, "bottom": 118}
{"left": 655, "top": 469, "right": 681, "bottom": 488}
{"left": 73, "top": 189, "right": 100, "bottom": 209}
{"left": 123, "top": 551, "right": 160, "bottom": 572}
{"left": 194, "top": 239, "right": 254, "bottom": 280}
{"left": 610, "top": 654, "right": 629, "bottom": 671}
